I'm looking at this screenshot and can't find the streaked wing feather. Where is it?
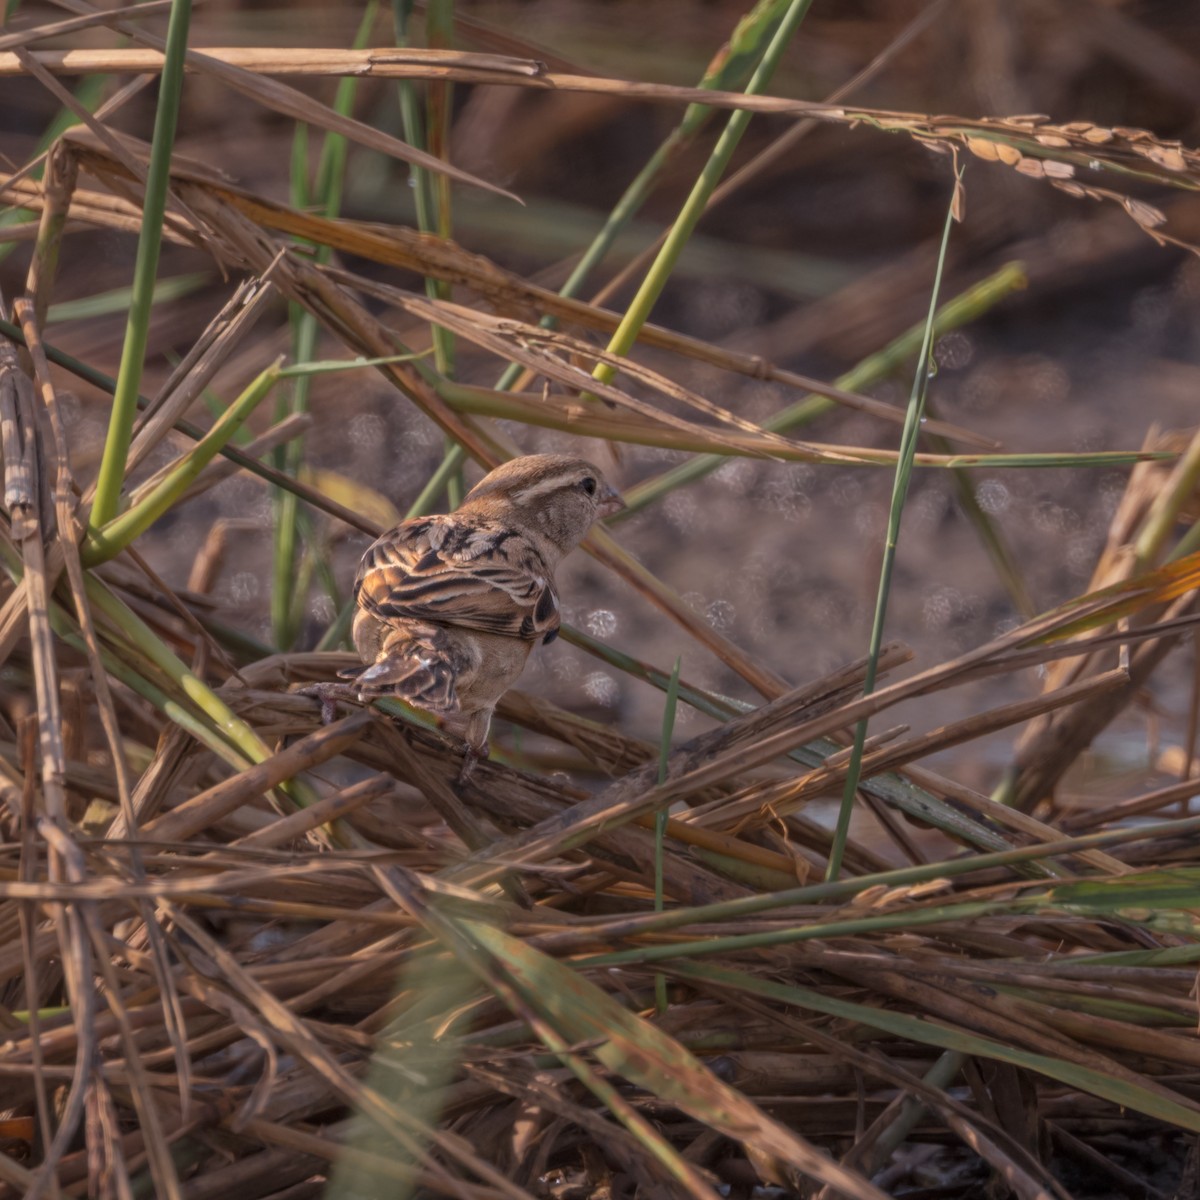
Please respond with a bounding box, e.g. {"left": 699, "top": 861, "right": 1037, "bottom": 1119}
{"left": 355, "top": 515, "right": 559, "bottom": 642}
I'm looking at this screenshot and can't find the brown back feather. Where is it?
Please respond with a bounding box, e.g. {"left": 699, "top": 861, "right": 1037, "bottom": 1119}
{"left": 354, "top": 514, "right": 560, "bottom": 643}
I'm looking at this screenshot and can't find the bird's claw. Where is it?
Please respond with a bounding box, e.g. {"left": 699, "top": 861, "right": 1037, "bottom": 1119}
{"left": 456, "top": 741, "right": 489, "bottom": 786}
{"left": 296, "top": 682, "right": 352, "bottom": 725}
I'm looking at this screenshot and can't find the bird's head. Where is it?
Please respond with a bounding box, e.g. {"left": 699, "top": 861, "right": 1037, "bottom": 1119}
{"left": 462, "top": 454, "right": 625, "bottom": 557}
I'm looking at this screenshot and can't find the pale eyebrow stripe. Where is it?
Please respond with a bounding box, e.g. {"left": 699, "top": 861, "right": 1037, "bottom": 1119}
{"left": 510, "top": 475, "right": 572, "bottom": 504}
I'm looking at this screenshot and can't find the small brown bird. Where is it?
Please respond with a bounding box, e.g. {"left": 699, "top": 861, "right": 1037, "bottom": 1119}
{"left": 330, "top": 454, "right": 623, "bottom": 778}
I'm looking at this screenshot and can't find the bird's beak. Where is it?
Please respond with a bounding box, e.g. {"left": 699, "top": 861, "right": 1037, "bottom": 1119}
{"left": 597, "top": 484, "right": 626, "bottom": 518}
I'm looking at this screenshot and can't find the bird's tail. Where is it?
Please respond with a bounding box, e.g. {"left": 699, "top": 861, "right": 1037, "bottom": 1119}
{"left": 337, "top": 621, "right": 462, "bottom": 713}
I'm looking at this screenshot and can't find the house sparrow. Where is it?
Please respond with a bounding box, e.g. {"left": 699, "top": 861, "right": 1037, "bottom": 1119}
{"left": 320, "top": 454, "right": 623, "bottom": 780}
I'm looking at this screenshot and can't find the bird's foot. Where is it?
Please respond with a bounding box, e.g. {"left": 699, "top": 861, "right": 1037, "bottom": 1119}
{"left": 295, "top": 681, "right": 357, "bottom": 725}
{"left": 456, "top": 739, "right": 489, "bottom": 786}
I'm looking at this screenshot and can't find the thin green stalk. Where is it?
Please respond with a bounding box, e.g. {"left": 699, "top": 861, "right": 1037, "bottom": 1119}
{"left": 865, "top": 1051, "right": 966, "bottom": 1170}
{"left": 83, "top": 362, "right": 281, "bottom": 566}
{"left": 90, "top": 0, "right": 192, "bottom": 528}
{"left": 273, "top": 3, "right": 377, "bottom": 651}
{"left": 924, "top": 399, "right": 1037, "bottom": 619}
{"left": 493, "top": 0, "right": 790, "bottom": 393}
{"left": 48, "top": 272, "right": 208, "bottom": 323}
{"left": 393, "top": 0, "right": 455, "bottom": 378}
{"left": 392, "top": 0, "right": 436, "bottom": 231}
{"left": 394, "top": 0, "right": 459, "bottom": 507}
{"left": 1136, "top": 432, "right": 1200, "bottom": 569}
{"left": 0, "top": 316, "right": 369, "bottom": 525}
{"left": 444, "top": 439, "right": 463, "bottom": 509}
{"left": 425, "top": 0, "right": 456, "bottom": 339}
{"left": 276, "top": 351, "right": 430, "bottom": 378}
{"left": 589, "top": 863, "right": 1200, "bottom": 970}
{"left": 1171, "top": 517, "right": 1200, "bottom": 563}
{"left": 272, "top": 302, "right": 311, "bottom": 648}
{"left": 584, "top": 898, "right": 1005, "bottom": 968}
{"left": 825, "top": 168, "right": 962, "bottom": 881}
{"left": 314, "top": 595, "right": 356, "bottom": 654}
{"left": 592, "top": 0, "right": 814, "bottom": 388}
{"left": 671, "top": 962, "right": 1200, "bottom": 1136}
{"left": 655, "top": 658, "right": 682, "bottom": 1014}
{"left": 408, "top": 443, "right": 467, "bottom": 517}
{"left": 573, "top": 790, "right": 1200, "bottom": 944}
{"left": 303, "top": 509, "right": 343, "bottom": 623}
{"left": 291, "top": 535, "right": 319, "bottom": 638}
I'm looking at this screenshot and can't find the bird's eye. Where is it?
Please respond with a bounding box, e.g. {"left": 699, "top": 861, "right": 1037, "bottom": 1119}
{"left": 580, "top": 477, "right": 597, "bottom": 496}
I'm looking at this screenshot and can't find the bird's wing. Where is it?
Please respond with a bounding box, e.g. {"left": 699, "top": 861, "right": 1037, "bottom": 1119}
{"left": 354, "top": 514, "right": 560, "bottom": 642}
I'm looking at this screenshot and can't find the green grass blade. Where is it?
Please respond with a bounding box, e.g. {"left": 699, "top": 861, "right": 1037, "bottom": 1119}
{"left": 925, "top": 398, "right": 1037, "bottom": 618}
{"left": 464, "top": 919, "right": 888, "bottom": 1198}
{"left": 584, "top": 898, "right": 1007, "bottom": 967}
{"left": 669, "top": 962, "right": 1200, "bottom": 1135}
{"left": 0, "top": 316, "right": 372, "bottom": 527}
{"left": 82, "top": 362, "right": 281, "bottom": 566}
{"left": 591, "top": 0, "right": 815, "bottom": 389}
{"left": 392, "top": 0, "right": 436, "bottom": 232}
{"left": 655, "top": 657, "right": 682, "bottom": 1014}
{"left": 0, "top": 535, "right": 279, "bottom": 781}
{"left": 47, "top": 272, "right": 209, "bottom": 324}
{"left": 825, "top": 168, "right": 962, "bottom": 881}
{"left": 430, "top": 377, "right": 1157, "bottom": 467}
{"left": 393, "top": 0, "right": 456, "bottom": 379}
{"left": 82, "top": 576, "right": 275, "bottom": 768}
{"left": 567, "top": 807, "right": 1200, "bottom": 947}
{"left": 493, "top": 0, "right": 794, "bottom": 393}
{"left": 276, "top": 351, "right": 431, "bottom": 377}
{"left": 90, "top": 0, "right": 193, "bottom": 528}
{"left": 273, "top": 1, "right": 379, "bottom": 651}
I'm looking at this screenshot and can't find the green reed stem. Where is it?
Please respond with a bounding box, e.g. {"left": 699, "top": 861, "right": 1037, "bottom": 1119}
{"left": 655, "top": 657, "right": 682, "bottom": 1014}
{"left": 493, "top": 0, "right": 790, "bottom": 393}
{"left": 591, "top": 0, "right": 814, "bottom": 389}
{"left": 825, "top": 168, "right": 961, "bottom": 882}
{"left": 90, "top": 0, "right": 192, "bottom": 528}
